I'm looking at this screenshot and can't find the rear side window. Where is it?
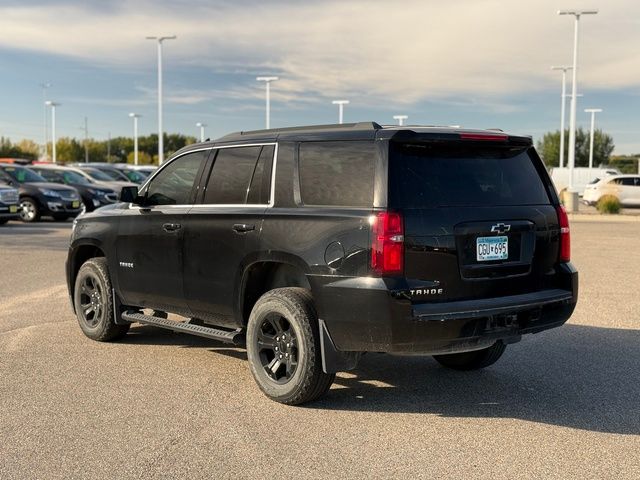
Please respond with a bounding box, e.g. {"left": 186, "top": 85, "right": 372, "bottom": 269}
{"left": 298, "top": 141, "right": 375, "bottom": 207}
{"left": 389, "top": 143, "right": 550, "bottom": 208}
{"left": 247, "top": 145, "right": 275, "bottom": 204}
{"left": 203, "top": 146, "right": 263, "bottom": 204}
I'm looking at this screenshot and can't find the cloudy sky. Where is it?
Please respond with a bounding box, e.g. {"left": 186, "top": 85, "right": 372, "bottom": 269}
{"left": 1, "top": 0, "right": 639, "bottom": 153}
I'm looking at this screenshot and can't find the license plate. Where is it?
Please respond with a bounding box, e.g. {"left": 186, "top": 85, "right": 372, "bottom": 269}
{"left": 9, "top": 205, "right": 17, "bottom": 213}
{"left": 72, "top": 201, "right": 80, "bottom": 208}
{"left": 477, "top": 236, "right": 508, "bottom": 261}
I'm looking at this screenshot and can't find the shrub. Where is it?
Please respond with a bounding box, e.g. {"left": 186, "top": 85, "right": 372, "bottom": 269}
{"left": 596, "top": 195, "right": 621, "bottom": 214}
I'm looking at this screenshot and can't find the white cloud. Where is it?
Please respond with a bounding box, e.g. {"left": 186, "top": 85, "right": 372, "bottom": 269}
{"left": 1, "top": 0, "right": 639, "bottom": 108}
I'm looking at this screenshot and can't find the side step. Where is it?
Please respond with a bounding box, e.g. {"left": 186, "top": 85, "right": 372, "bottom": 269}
{"left": 122, "top": 311, "right": 245, "bottom": 346}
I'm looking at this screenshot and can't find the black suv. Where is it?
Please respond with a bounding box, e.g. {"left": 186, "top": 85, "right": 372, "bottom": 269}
{"left": 66, "top": 123, "right": 578, "bottom": 405}
{"left": 0, "top": 183, "right": 20, "bottom": 224}
{"left": 29, "top": 165, "right": 118, "bottom": 212}
{"left": 0, "top": 164, "right": 82, "bottom": 222}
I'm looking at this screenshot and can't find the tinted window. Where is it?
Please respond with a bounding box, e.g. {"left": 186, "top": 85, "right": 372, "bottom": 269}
{"left": 298, "top": 141, "right": 375, "bottom": 207}
{"left": 83, "top": 168, "right": 113, "bottom": 182}
{"left": 203, "top": 146, "right": 262, "bottom": 204}
{"left": 34, "top": 169, "right": 62, "bottom": 183}
{"left": 247, "top": 145, "right": 274, "bottom": 204}
{"left": 389, "top": 143, "right": 550, "bottom": 208}
{"left": 620, "top": 178, "right": 636, "bottom": 186}
{"left": 145, "top": 151, "right": 205, "bottom": 206}
{"left": 62, "top": 171, "right": 91, "bottom": 184}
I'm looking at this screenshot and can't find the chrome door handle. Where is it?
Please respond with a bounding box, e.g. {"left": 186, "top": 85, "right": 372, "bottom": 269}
{"left": 232, "top": 223, "right": 255, "bottom": 233}
{"left": 162, "top": 223, "right": 182, "bottom": 232}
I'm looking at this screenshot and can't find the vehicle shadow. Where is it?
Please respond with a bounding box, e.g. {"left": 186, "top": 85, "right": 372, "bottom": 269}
{"left": 123, "top": 324, "right": 248, "bottom": 361}
{"left": 313, "top": 324, "right": 640, "bottom": 435}
{"left": 121, "top": 323, "right": 639, "bottom": 435}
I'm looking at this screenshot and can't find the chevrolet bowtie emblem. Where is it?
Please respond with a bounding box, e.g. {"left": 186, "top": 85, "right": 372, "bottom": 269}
{"left": 491, "top": 223, "right": 511, "bottom": 234}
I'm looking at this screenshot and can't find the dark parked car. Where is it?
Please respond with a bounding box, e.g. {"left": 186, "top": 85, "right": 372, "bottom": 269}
{"left": 30, "top": 165, "right": 118, "bottom": 212}
{"left": 0, "top": 164, "right": 82, "bottom": 222}
{"left": 71, "top": 163, "right": 149, "bottom": 185}
{"left": 0, "top": 183, "right": 20, "bottom": 224}
{"left": 66, "top": 122, "right": 578, "bottom": 405}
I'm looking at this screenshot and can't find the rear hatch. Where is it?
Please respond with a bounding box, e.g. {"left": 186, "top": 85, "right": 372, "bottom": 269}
{"left": 388, "top": 138, "right": 560, "bottom": 303}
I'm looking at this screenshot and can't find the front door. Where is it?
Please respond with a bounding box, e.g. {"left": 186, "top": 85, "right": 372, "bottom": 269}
{"left": 116, "top": 150, "right": 208, "bottom": 315}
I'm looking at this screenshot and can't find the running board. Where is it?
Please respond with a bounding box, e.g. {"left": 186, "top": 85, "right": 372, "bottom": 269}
{"left": 121, "top": 311, "right": 245, "bottom": 346}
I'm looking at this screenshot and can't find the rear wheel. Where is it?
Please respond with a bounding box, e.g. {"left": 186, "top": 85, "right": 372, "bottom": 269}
{"left": 433, "top": 341, "right": 506, "bottom": 371}
{"left": 74, "top": 257, "right": 130, "bottom": 341}
{"left": 246, "top": 288, "right": 335, "bottom": 405}
{"left": 19, "top": 197, "right": 40, "bottom": 222}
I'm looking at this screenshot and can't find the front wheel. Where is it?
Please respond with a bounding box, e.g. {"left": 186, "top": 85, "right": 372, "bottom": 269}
{"left": 19, "top": 197, "right": 40, "bottom": 222}
{"left": 74, "top": 257, "right": 130, "bottom": 341}
{"left": 433, "top": 341, "right": 506, "bottom": 371}
{"left": 246, "top": 288, "right": 335, "bottom": 405}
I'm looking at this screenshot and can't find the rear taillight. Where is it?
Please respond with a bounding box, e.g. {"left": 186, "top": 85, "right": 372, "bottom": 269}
{"left": 557, "top": 205, "right": 571, "bottom": 262}
{"left": 371, "top": 212, "right": 404, "bottom": 275}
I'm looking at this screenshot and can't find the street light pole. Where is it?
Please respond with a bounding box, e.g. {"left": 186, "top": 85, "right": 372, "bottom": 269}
{"left": 196, "top": 122, "right": 206, "bottom": 142}
{"left": 40, "top": 82, "right": 51, "bottom": 159}
{"left": 584, "top": 108, "right": 602, "bottom": 169}
{"left": 558, "top": 9, "right": 598, "bottom": 191}
{"left": 129, "top": 113, "right": 141, "bottom": 165}
{"left": 45, "top": 101, "right": 60, "bottom": 164}
{"left": 256, "top": 76, "right": 278, "bottom": 129}
{"left": 146, "top": 35, "right": 176, "bottom": 164}
{"left": 332, "top": 100, "right": 349, "bottom": 124}
{"left": 551, "top": 66, "right": 572, "bottom": 168}
{"left": 393, "top": 115, "right": 408, "bottom": 126}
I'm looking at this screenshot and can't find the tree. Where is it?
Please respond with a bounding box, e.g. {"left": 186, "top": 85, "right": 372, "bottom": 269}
{"left": 55, "top": 137, "right": 84, "bottom": 164}
{"left": 537, "top": 128, "right": 615, "bottom": 168}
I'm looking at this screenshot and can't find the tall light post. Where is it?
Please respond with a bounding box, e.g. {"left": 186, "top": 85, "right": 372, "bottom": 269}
{"left": 79, "top": 117, "right": 89, "bottom": 163}
{"left": 196, "top": 122, "right": 206, "bottom": 142}
{"left": 393, "top": 115, "right": 408, "bottom": 126}
{"left": 558, "top": 9, "right": 598, "bottom": 192}
{"left": 332, "top": 100, "right": 349, "bottom": 124}
{"left": 146, "top": 35, "right": 176, "bottom": 164}
{"left": 584, "top": 108, "right": 602, "bottom": 169}
{"left": 551, "top": 66, "right": 572, "bottom": 168}
{"left": 40, "top": 82, "right": 51, "bottom": 159}
{"left": 129, "top": 113, "right": 141, "bottom": 165}
{"left": 45, "top": 101, "right": 60, "bottom": 164}
{"left": 256, "top": 76, "right": 278, "bottom": 129}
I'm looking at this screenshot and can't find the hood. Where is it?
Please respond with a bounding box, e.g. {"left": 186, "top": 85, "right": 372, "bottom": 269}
{"left": 89, "top": 181, "right": 136, "bottom": 193}
{"left": 28, "top": 182, "right": 80, "bottom": 193}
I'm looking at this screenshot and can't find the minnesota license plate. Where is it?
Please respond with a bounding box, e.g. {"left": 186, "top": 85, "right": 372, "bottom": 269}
{"left": 72, "top": 201, "right": 80, "bottom": 208}
{"left": 477, "top": 236, "right": 508, "bottom": 261}
{"left": 9, "top": 205, "right": 18, "bottom": 213}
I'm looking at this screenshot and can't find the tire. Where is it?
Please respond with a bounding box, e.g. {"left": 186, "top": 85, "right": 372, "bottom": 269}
{"left": 74, "top": 257, "right": 130, "bottom": 342}
{"left": 246, "top": 288, "right": 335, "bottom": 405}
{"left": 433, "top": 341, "right": 507, "bottom": 371}
{"left": 19, "top": 197, "right": 40, "bottom": 222}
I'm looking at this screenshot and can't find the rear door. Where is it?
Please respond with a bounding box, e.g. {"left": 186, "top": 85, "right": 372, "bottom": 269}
{"left": 388, "top": 140, "right": 558, "bottom": 302}
{"left": 182, "top": 144, "right": 275, "bottom": 327}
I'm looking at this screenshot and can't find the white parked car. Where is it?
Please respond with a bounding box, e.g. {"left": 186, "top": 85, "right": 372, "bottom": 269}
{"left": 583, "top": 175, "right": 640, "bottom": 207}
{"left": 550, "top": 167, "right": 621, "bottom": 196}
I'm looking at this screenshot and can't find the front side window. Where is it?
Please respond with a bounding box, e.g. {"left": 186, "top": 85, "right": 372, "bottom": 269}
{"left": 298, "top": 141, "right": 376, "bottom": 207}
{"left": 203, "top": 146, "right": 263, "bottom": 204}
{"left": 145, "top": 151, "right": 206, "bottom": 206}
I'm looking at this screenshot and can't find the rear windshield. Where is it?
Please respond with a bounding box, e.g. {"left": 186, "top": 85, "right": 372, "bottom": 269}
{"left": 389, "top": 143, "right": 550, "bottom": 208}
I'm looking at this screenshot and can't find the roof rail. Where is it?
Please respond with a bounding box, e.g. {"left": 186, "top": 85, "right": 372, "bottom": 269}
{"left": 217, "top": 121, "right": 383, "bottom": 140}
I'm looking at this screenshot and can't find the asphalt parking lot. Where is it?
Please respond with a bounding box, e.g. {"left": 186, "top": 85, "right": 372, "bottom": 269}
{"left": 0, "top": 219, "right": 638, "bottom": 479}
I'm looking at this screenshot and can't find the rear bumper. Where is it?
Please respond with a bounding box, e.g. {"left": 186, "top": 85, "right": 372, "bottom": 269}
{"left": 313, "top": 263, "right": 578, "bottom": 355}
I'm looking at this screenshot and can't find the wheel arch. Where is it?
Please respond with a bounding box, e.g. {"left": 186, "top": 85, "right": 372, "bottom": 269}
{"left": 68, "top": 241, "right": 106, "bottom": 312}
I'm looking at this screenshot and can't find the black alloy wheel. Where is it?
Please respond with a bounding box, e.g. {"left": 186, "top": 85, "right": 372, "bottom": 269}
{"left": 256, "top": 314, "right": 299, "bottom": 383}
{"left": 78, "top": 272, "right": 105, "bottom": 328}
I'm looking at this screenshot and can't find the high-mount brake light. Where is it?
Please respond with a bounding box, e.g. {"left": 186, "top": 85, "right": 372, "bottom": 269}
{"left": 371, "top": 212, "right": 404, "bottom": 275}
{"left": 459, "top": 133, "right": 508, "bottom": 142}
{"left": 556, "top": 205, "right": 571, "bottom": 262}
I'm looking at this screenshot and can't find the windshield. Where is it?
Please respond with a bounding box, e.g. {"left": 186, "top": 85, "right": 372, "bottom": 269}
{"left": 389, "top": 143, "right": 551, "bottom": 208}
{"left": 62, "top": 170, "right": 92, "bottom": 185}
{"left": 84, "top": 168, "right": 115, "bottom": 182}
{"left": 124, "top": 170, "right": 147, "bottom": 183}
{"left": 1, "top": 166, "right": 48, "bottom": 183}
{"left": 100, "top": 169, "right": 129, "bottom": 181}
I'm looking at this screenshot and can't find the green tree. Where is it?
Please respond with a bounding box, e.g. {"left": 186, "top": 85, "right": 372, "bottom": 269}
{"left": 609, "top": 155, "right": 639, "bottom": 174}
{"left": 54, "top": 137, "right": 84, "bottom": 164}
{"left": 537, "top": 128, "right": 615, "bottom": 168}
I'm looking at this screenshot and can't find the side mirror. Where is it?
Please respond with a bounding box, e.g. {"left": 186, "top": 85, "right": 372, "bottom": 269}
{"left": 120, "top": 186, "right": 139, "bottom": 203}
